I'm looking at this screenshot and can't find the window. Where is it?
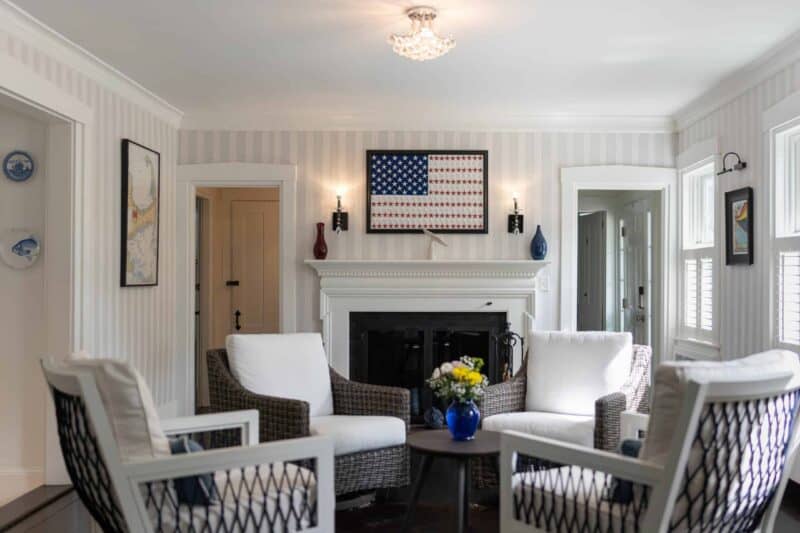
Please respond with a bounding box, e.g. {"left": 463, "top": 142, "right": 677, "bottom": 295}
{"left": 679, "top": 160, "right": 716, "bottom": 342}
{"left": 774, "top": 119, "right": 800, "bottom": 347}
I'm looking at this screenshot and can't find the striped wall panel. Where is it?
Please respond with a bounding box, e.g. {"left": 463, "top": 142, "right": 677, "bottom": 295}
{"left": 179, "top": 130, "right": 676, "bottom": 333}
{"left": 0, "top": 29, "right": 179, "bottom": 406}
{"left": 679, "top": 58, "right": 800, "bottom": 359}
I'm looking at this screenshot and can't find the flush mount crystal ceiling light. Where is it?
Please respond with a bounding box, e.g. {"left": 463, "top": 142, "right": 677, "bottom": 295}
{"left": 388, "top": 6, "right": 455, "bottom": 61}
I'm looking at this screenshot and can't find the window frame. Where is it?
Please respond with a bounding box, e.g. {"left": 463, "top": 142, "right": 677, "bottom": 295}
{"left": 677, "top": 155, "right": 719, "bottom": 345}
{"left": 770, "top": 116, "right": 800, "bottom": 349}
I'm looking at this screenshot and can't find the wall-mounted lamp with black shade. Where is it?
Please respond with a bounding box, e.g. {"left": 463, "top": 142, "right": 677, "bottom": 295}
{"left": 717, "top": 152, "right": 747, "bottom": 176}
{"left": 332, "top": 192, "right": 349, "bottom": 233}
{"left": 507, "top": 192, "right": 524, "bottom": 235}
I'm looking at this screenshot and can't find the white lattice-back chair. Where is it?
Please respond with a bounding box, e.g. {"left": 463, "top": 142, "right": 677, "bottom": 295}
{"left": 499, "top": 350, "right": 800, "bottom": 533}
{"left": 42, "top": 357, "right": 335, "bottom": 532}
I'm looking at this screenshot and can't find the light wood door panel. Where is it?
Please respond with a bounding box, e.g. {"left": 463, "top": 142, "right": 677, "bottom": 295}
{"left": 231, "top": 200, "right": 279, "bottom": 333}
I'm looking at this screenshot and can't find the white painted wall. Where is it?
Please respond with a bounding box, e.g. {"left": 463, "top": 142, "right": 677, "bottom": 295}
{"left": 0, "top": 16, "right": 180, "bottom": 411}
{"left": 179, "top": 130, "right": 676, "bottom": 335}
{"left": 0, "top": 105, "right": 47, "bottom": 505}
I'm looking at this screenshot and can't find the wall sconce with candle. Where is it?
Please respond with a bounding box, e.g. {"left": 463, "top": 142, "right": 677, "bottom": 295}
{"left": 332, "top": 191, "right": 349, "bottom": 233}
{"left": 507, "top": 193, "right": 524, "bottom": 234}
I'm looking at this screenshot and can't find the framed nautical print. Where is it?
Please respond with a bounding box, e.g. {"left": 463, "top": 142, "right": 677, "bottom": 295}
{"left": 121, "top": 139, "right": 160, "bottom": 286}
{"left": 366, "top": 150, "right": 489, "bottom": 233}
{"left": 725, "top": 186, "right": 754, "bottom": 266}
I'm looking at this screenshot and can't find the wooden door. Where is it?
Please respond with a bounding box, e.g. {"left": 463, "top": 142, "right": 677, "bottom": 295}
{"left": 230, "top": 198, "right": 280, "bottom": 333}
{"left": 196, "top": 187, "right": 280, "bottom": 350}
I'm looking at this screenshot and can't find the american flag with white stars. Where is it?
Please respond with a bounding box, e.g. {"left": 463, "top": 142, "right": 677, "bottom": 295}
{"left": 368, "top": 153, "right": 486, "bottom": 231}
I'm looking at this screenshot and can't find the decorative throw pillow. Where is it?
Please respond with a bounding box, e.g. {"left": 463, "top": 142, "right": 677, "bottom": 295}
{"left": 610, "top": 438, "right": 643, "bottom": 503}
{"left": 169, "top": 437, "right": 216, "bottom": 506}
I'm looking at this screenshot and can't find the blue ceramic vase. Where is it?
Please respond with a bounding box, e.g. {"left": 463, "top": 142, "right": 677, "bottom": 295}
{"left": 445, "top": 400, "right": 480, "bottom": 441}
{"left": 530, "top": 225, "right": 548, "bottom": 260}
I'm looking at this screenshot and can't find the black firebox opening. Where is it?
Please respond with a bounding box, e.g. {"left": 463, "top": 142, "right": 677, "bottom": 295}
{"left": 349, "top": 312, "right": 507, "bottom": 424}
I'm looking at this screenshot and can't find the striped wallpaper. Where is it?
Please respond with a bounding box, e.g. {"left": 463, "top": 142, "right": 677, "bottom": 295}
{"left": 179, "top": 130, "right": 676, "bottom": 333}
{"left": 679, "top": 58, "right": 800, "bottom": 359}
{"left": 0, "top": 27, "right": 178, "bottom": 406}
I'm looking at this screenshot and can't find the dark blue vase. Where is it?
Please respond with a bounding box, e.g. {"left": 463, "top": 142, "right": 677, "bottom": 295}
{"left": 445, "top": 400, "right": 480, "bottom": 441}
{"left": 530, "top": 225, "right": 548, "bottom": 260}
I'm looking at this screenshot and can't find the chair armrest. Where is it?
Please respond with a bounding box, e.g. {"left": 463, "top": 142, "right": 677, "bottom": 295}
{"left": 123, "top": 436, "right": 335, "bottom": 533}
{"left": 207, "top": 349, "right": 310, "bottom": 442}
{"left": 161, "top": 410, "right": 259, "bottom": 446}
{"left": 500, "top": 430, "right": 663, "bottom": 487}
{"left": 330, "top": 368, "right": 410, "bottom": 428}
{"left": 621, "top": 411, "right": 649, "bottom": 441}
{"left": 479, "top": 375, "right": 526, "bottom": 419}
{"left": 594, "top": 391, "right": 627, "bottom": 451}
{"left": 123, "top": 435, "right": 334, "bottom": 483}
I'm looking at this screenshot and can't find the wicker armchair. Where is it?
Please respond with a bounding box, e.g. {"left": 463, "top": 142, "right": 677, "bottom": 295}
{"left": 474, "top": 337, "right": 651, "bottom": 488}
{"left": 207, "top": 347, "right": 410, "bottom": 496}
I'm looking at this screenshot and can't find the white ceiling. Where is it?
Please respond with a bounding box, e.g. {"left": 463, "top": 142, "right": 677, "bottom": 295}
{"left": 14, "top": 0, "right": 800, "bottom": 129}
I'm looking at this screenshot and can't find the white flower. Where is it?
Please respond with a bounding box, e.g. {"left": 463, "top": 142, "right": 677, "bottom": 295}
{"left": 440, "top": 362, "right": 453, "bottom": 374}
{"left": 432, "top": 368, "right": 441, "bottom": 379}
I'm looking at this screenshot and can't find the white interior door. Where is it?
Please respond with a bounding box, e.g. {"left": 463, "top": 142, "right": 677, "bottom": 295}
{"left": 619, "top": 202, "right": 653, "bottom": 346}
{"left": 577, "top": 211, "right": 607, "bottom": 331}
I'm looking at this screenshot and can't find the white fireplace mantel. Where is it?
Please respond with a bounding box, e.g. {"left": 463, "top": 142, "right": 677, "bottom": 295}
{"left": 305, "top": 259, "right": 549, "bottom": 377}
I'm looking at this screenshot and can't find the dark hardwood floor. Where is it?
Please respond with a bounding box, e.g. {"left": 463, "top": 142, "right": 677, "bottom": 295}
{"left": 2, "top": 480, "right": 797, "bottom": 532}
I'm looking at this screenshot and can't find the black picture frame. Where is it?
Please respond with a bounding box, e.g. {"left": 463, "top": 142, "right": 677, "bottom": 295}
{"left": 366, "top": 149, "right": 489, "bottom": 234}
{"left": 120, "top": 139, "right": 161, "bottom": 287}
{"left": 725, "top": 186, "right": 754, "bottom": 266}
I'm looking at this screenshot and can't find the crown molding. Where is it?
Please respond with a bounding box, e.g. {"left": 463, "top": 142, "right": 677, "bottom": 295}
{"left": 1, "top": 1, "right": 183, "bottom": 128}
{"left": 181, "top": 112, "right": 675, "bottom": 133}
{"left": 674, "top": 28, "right": 800, "bottom": 132}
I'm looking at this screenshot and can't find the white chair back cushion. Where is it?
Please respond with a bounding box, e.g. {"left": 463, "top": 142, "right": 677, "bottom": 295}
{"left": 526, "top": 331, "right": 633, "bottom": 416}
{"left": 67, "top": 351, "right": 171, "bottom": 461}
{"left": 640, "top": 349, "right": 800, "bottom": 466}
{"left": 226, "top": 333, "right": 334, "bottom": 417}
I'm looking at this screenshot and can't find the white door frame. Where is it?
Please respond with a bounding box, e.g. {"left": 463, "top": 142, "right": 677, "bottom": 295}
{"left": 176, "top": 162, "right": 298, "bottom": 415}
{"left": 561, "top": 165, "right": 678, "bottom": 364}
{"left": 0, "top": 54, "right": 94, "bottom": 485}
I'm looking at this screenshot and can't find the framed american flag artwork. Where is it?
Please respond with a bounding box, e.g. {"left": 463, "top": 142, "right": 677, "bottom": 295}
{"left": 366, "top": 150, "right": 489, "bottom": 233}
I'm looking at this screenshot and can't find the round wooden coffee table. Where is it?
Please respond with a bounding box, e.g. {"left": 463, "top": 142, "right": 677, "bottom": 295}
{"left": 404, "top": 429, "right": 500, "bottom": 533}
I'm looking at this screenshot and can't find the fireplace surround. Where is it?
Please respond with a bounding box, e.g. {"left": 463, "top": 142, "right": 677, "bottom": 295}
{"left": 305, "top": 259, "right": 550, "bottom": 382}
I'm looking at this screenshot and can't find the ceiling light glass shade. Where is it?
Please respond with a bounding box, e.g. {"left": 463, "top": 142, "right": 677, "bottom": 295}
{"left": 388, "top": 7, "right": 455, "bottom": 61}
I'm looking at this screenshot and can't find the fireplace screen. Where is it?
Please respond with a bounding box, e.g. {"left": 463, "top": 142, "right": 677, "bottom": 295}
{"left": 349, "top": 312, "right": 507, "bottom": 424}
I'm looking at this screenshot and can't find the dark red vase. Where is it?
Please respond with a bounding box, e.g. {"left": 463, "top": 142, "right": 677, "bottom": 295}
{"left": 313, "top": 222, "right": 328, "bottom": 260}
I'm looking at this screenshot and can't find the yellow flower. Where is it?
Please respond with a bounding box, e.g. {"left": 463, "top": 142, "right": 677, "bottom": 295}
{"left": 452, "top": 367, "right": 468, "bottom": 380}
{"left": 468, "top": 371, "right": 482, "bottom": 385}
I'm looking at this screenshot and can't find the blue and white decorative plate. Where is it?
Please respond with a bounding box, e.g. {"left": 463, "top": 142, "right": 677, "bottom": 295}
{"left": 3, "top": 151, "right": 35, "bottom": 182}
{"left": 0, "top": 229, "right": 41, "bottom": 269}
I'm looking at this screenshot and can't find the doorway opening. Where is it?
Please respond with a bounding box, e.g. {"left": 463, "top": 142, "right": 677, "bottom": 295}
{"left": 0, "top": 93, "right": 72, "bottom": 505}
{"left": 577, "top": 190, "right": 661, "bottom": 348}
{"left": 194, "top": 187, "right": 280, "bottom": 411}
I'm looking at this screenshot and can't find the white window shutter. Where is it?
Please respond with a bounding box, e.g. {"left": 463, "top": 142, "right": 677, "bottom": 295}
{"left": 685, "top": 259, "right": 698, "bottom": 329}
{"left": 778, "top": 251, "right": 800, "bottom": 345}
{"left": 700, "top": 258, "right": 713, "bottom": 331}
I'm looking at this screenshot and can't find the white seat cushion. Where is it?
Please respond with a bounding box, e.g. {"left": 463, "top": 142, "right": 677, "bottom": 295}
{"left": 527, "top": 331, "right": 633, "bottom": 416}
{"left": 150, "top": 462, "right": 316, "bottom": 532}
{"left": 483, "top": 411, "right": 595, "bottom": 448}
{"left": 226, "top": 333, "right": 334, "bottom": 417}
{"left": 310, "top": 415, "right": 406, "bottom": 456}
{"left": 512, "top": 465, "right": 639, "bottom": 531}
{"left": 66, "top": 351, "right": 170, "bottom": 461}
{"left": 641, "top": 349, "right": 800, "bottom": 467}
